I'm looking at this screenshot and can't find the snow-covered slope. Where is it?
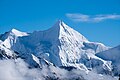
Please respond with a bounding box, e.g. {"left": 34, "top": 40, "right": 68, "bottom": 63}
{"left": 0, "top": 43, "right": 17, "bottom": 59}
{"left": 0, "top": 29, "right": 28, "bottom": 48}
{"left": 1, "top": 20, "right": 120, "bottom": 79}
{"left": 96, "top": 45, "right": 120, "bottom": 62}
{"left": 4, "top": 20, "right": 109, "bottom": 72}
{"left": 0, "top": 20, "right": 115, "bottom": 75}
{"left": 96, "top": 45, "right": 120, "bottom": 75}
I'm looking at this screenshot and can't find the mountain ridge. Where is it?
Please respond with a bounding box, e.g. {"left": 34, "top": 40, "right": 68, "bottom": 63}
{"left": 0, "top": 20, "right": 119, "bottom": 77}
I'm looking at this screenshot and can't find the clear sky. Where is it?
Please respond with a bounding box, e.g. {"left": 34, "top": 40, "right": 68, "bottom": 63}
{"left": 0, "top": 0, "right": 120, "bottom": 47}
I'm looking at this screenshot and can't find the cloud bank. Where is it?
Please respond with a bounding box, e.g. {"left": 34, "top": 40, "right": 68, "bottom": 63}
{"left": 66, "top": 13, "right": 120, "bottom": 22}
{"left": 0, "top": 59, "right": 118, "bottom": 80}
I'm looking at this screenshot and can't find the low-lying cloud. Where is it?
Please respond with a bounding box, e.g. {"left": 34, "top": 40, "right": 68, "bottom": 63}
{"left": 0, "top": 59, "right": 118, "bottom": 80}
{"left": 66, "top": 13, "right": 120, "bottom": 22}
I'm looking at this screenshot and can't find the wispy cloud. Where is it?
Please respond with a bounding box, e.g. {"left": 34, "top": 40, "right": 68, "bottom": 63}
{"left": 66, "top": 13, "right": 120, "bottom": 22}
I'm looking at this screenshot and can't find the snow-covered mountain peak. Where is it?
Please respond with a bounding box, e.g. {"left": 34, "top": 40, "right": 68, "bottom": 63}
{"left": 51, "top": 20, "right": 63, "bottom": 28}
{"left": 0, "top": 21, "right": 120, "bottom": 78}
{"left": 9, "top": 28, "right": 28, "bottom": 37}
{"left": 9, "top": 21, "right": 109, "bottom": 67}
{"left": 11, "top": 28, "right": 19, "bottom": 32}
{"left": 0, "top": 29, "right": 28, "bottom": 48}
{"left": 29, "top": 20, "right": 88, "bottom": 44}
{"left": 49, "top": 20, "right": 89, "bottom": 42}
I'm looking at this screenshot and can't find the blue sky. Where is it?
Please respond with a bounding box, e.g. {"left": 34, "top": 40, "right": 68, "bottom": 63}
{"left": 0, "top": 0, "right": 120, "bottom": 47}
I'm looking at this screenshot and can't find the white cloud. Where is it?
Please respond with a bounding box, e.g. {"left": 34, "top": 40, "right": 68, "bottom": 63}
{"left": 0, "top": 59, "right": 118, "bottom": 80}
{"left": 66, "top": 13, "right": 120, "bottom": 22}
{"left": 0, "top": 59, "right": 25, "bottom": 80}
{"left": 0, "top": 59, "right": 43, "bottom": 80}
{"left": 66, "top": 13, "right": 89, "bottom": 22}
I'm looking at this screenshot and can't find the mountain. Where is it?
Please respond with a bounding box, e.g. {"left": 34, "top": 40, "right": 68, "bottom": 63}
{"left": 0, "top": 29, "right": 28, "bottom": 48}
{"left": 96, "top": 45, "right": 120, "bottom": 63}
{"left": 96, "top": 45, "right": 120, "bottom": 75}
{"left": 0, "top": 43, "right": 17, "bottom": 59}
{"left": 0, "top": 20, "right": 119, "bottom": 77}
